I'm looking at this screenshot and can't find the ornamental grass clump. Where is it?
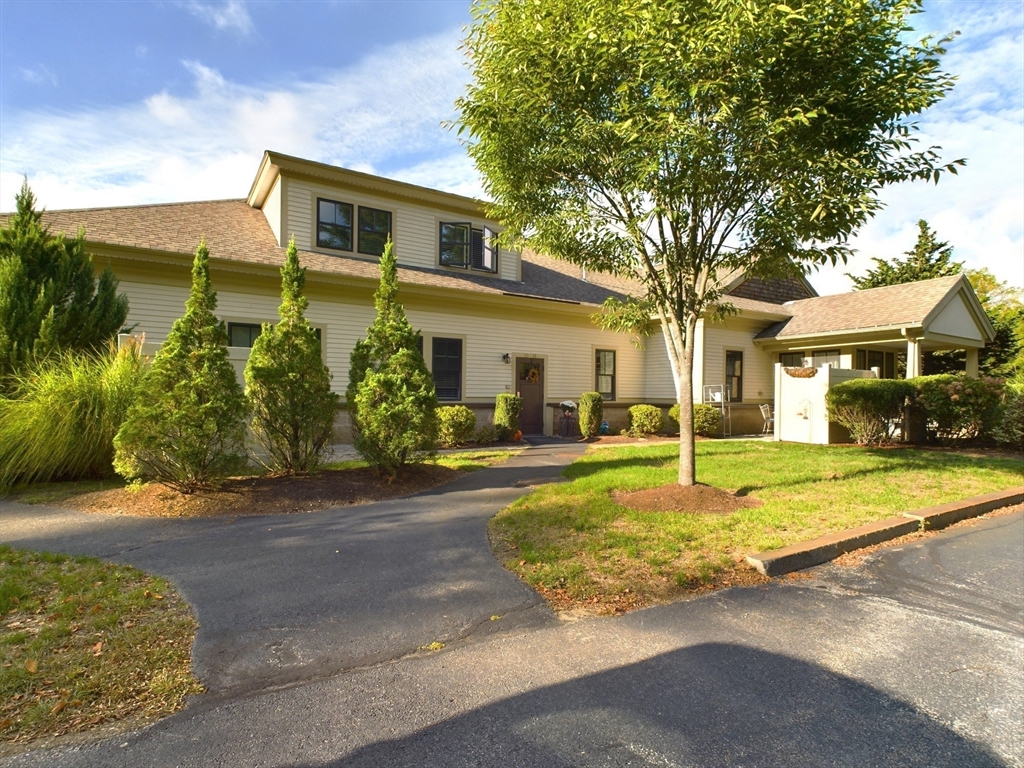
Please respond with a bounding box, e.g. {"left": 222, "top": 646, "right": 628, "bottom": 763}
{"left": 347, "top": 239, "right": 438, "bottom": 478}
{"left": 825, "top": 378, "right": 916, "bottom": 445}
{"left": 0, "top": 344, "right": 146, "bottom": 488}
{"left": 578, "top": 391, "right": 603, "bottom": 438}
{"left": 245, "top": 239, "right": 338, "bottom": 474}
{"left": 113, "top": 241, "right": 247, "bottom": 493}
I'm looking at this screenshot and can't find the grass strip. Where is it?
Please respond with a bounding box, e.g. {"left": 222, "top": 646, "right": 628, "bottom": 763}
{"left": 490, "top": 441, "right": 1023, "bottom": 614}
{"left": 1, "top": 546, "right": 201, "bottom": 748}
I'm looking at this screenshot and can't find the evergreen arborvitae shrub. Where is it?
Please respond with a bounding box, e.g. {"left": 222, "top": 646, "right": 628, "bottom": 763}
{"left": 437, "top": 405, "right": 477, "bottom": 447}
{"left": 348, "top": 240, "right": 438, "bottom": 476}
{"left": 245, "top": 239, "right": 338, "bottom": 473}
{"left": 578, "top": 392, "right": 602, "bottom": 438}
{"left": 113, "top": 240, "right": 247, "bottom": 493}
{"left": 0, "top": 181, "right": 129, "bottom": 390}
{"left": 627, "top": 404, "right": 664, "bottom": 436}
{"left": 825, "top": 378, "right": 916, "bottom": 445}
{"left": 493, "top": 393, "right": 522, "bottom": 440}
{"left": 0, "top": 344, "right": 146, "bottom": 487}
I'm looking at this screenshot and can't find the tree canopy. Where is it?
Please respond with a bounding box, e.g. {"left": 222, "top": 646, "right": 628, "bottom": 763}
{"left": 0, "top": 180, "right": 129, "bottom": 388}
{"left": 457, "top": 0, "right": 961, "bottom": 484}
{"left": 849, "top": 219, "right": 962, "bottom": 289}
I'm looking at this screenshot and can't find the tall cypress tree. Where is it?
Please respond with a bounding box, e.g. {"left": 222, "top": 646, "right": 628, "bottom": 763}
{"left": 114, "top": 240, "right": 246, "bottom": 493}
{"left": 348, "top": 240, "right": 437, "bottom": 478}
{"left": 245, "top": 238, "right": 338, "bottom": 473}
{"left": 0, "top": 180, "right": 129, "bottom": 387}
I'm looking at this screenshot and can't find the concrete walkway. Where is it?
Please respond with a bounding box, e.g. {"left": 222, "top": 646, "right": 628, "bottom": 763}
{"left": 0, "top": 441, "right": 586, "bottom": 696}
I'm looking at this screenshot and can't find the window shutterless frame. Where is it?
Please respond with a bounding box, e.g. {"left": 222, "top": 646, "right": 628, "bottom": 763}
{"left": 725, "top": 350, "right": 743, "bottom": 403}
{"left": 431, "top": 337, "right": 463, "bottom": 400}
{"left": 228, "top": 322, "right": 264, "bottom": 348}
{"left": 316, "top": 198, "right": 354, "bottom": 251}
{"left": 357, "top": 206, "right": 392, "bottom": 257}
{"left": 595, "top": 349, "right": 616, "bottom": 401}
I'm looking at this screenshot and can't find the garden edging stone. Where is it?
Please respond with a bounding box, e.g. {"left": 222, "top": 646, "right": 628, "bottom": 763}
{"left": 746, "top": 487, "right": 1024, "bottom": 577}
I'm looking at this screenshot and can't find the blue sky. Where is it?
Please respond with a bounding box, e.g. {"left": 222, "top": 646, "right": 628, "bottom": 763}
{"left": 1, "top": 0, "right": 1021, "bottom": 294}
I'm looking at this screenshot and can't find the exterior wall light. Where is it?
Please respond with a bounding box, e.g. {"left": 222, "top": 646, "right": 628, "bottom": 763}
{"left": 502, "top": 353, "right": 511, "bottom": 364}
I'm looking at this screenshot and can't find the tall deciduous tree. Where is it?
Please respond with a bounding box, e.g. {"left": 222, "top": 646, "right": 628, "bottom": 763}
{"left": 114, "top": 240, "right": 247, "bottom": 493}
{"left": 848, "top": 219, "right": 962, "bottom": 289}
{"left": 457, "top": 0, "right": 962, "bottom": 485}
{"left": 0, "top": 180, "right": 128, "bottom": 388}
{"left": 245, "top": 238, "right": 338, "bottom": 474}
{"left": 348, "top": 240, "right": 437, "bottom": 478}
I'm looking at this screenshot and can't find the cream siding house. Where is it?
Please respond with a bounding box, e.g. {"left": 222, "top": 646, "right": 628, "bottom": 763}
{"left": 6, "top": 151, "right": 994, "bottom": 441}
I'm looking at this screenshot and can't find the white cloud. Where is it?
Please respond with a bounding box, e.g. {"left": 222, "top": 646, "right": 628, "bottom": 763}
{"left": 0, "top": 29, "right": 479, "bottom": 212}
{"left": 179, "top": 0, "right": 254, "bottom": 36}
{"left": 809, "top": 1, "right": 1024, "bottom": 294}
{"left": 19, "top": 66, "right": 57, "bottom": 87}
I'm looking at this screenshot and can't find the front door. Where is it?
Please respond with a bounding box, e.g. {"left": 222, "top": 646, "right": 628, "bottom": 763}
{"left": 516, "top": 357, "right": 544, "bottom": 435}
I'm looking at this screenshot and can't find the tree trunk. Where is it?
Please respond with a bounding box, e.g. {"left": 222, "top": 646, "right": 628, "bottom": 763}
{"left": 677, "top": 323, "right": 697, "bottom": 486}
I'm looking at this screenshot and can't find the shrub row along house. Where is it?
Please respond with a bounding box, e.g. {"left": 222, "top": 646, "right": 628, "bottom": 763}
{"left": 8, "top": 151, "right": 995, "bottom": 438}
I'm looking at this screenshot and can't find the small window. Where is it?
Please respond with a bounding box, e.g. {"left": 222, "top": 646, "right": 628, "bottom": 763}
{"left": 812, "top": 349, "right": 841, "bottom": 369}
{"left": 357, "top": 206, "right": 391, "bottom": 257}
{"left": 317, "top": 198, "right": 353, "bottom": 251}
{"left": 596, "top": 349, "right": 616, "bottom": 401}
{"left": 228, "top": 322, "right": 263, "bottom": 348}
{"left": 439, "top": 222, "right": 471, "bottom": 268}
{"left": 726, "top": 350, "right": 743, "bottom": 402}
{"left": 779, "top": 352, "right": 804, "bottom": 367}
{"left": 432, "top": 337, "right": 463, "bottom": 400}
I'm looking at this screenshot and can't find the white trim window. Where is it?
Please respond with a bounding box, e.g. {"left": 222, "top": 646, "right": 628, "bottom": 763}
{"left": 439, "top": 222, "right": 496, "bottom": 272}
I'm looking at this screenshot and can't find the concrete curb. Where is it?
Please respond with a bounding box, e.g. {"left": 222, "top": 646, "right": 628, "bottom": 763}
{"left": 746, "top": 487, "right": 1024, "bottom": 577}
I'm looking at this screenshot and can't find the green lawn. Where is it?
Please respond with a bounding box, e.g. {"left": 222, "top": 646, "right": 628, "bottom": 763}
{"left": 489, "top": 441, "right": 1023, "bottom": 613}
{"left": 0, "top": 547, "right": 201, "bottom": 748}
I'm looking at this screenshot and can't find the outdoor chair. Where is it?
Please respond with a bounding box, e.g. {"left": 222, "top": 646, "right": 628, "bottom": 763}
{"left": 759, "top": 403, "right": 774, "bottom": 434}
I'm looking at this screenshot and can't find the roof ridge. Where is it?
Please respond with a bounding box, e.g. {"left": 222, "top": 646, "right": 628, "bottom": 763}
{"left": 2, "top": 198, "right": 248, "bottom": 217}
{"left": 784, "top": 273, "right": 963, "bottom": 306}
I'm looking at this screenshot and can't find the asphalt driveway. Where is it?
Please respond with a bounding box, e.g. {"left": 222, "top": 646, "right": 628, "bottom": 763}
{"left": 0, "top": 442, "right": 585, "bottom": 695}
{"left": 2, "top": 446, "right": 1021, "bottom": 767}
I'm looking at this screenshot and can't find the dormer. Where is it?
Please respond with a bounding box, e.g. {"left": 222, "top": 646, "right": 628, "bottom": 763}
{"left": 247, "top": 151, "right": 521, "bottom": 282}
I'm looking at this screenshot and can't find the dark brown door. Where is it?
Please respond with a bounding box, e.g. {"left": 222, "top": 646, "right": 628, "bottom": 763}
{"left": 516, "top": 357, "right": 544, "bottom": 435}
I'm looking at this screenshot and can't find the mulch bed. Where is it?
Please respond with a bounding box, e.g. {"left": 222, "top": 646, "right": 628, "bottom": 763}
{"left": 612, "top": 483, "right": 763, "bottom": 515}
{"left": 64, "top": 465, "right": 462, "bottom": 518}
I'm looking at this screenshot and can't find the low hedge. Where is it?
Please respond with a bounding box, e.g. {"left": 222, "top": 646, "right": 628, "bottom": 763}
{"left": 493, "top": 393, "right": 522, "bottom": 441}
{"left": 437, "top": 405, "right": 476, "bottom": 447}
{"left": 627, "top": 404, "right": 664, "bottom": 436}
{"left": 993, "top": 390, "right": 1024, "bottom": 448}
{"left": 912, "top": 374, "right": 1003, "bottom": 442}
{"left": 668, "top": 403, "right": 721, "bottom": 437}
{"left": 825, "top": 378, "right": 916, "bottom": 445}
{"left": 578, "top": 392, "right": 603, "bottom": 438}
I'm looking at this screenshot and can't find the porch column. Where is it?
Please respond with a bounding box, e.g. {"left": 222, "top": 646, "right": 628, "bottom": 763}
{"left": 905, "top": 337, "right": 922, "bottom": 379}
{"left": 965, "top": 347, "right": 979, "bottom": 378}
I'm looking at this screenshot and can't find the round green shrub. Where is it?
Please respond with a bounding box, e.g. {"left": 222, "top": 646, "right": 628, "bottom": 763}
{"left": 578, "top": 392, "right": 603, "bottom": 438}
{"left": 993, "top": 389, "right": 1024, "bottom": 448}
{"left": 666, "top": 402, "right": 720, "bottom": 436}
{"left": 474, "top": 423, "right": 498, "bottom": 445}
{"left": 912, "top": 374, "right": 1003, "bottom": 442}
{"left": 825, "top": 378, "right": 916, "bottom": 445}
{"left": 494, "top": 393, "right": 522, "bottom": 440}
{"left": 438, "top": 405, "right": 477, "bottom": 447}
{"left": 627, "top": 404, "right": 664, "bottom": 436}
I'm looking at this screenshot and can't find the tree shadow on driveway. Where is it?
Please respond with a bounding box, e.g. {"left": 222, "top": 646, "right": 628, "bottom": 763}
{"left": 306, "top": 642, "right": 1003, "bottom": 768}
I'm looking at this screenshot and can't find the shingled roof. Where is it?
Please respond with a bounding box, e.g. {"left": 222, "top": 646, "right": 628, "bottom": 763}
{"left": 754, "top": 275, "right": 967, "bottom": 339}
{"left": 1, "top": 199, "right": 633, "bottom": 307}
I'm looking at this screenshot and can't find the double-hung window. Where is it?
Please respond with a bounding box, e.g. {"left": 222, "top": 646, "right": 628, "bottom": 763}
{"left": 317, "top": 198, "right": 353, "bottom": 251}
{"left": 439, "top": 223, "right": 496, "bottom": 272}
{"left": 595, "top": 349, "right": 616, "bottom": 401}
{"left": 779, "top": 352, "right": 804, "bottom": 367}
{"left": 358, "top": 206, "right": 391, "bottom": 257}
{"left": 228, "top": 322, "right": 263, "bottom": 348}
{"left": 856, "top": 349, "right": 895, "bottom": 378}
{"left": 725, "top": 350, "right": 743, "bottom": 402}
{"left": 432, "top": 337, "right": 463, "bottom": 400}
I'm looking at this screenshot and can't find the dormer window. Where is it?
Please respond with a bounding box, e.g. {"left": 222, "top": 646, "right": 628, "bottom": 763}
{"left": 439, "top": 222, "right": 496, "bottom": 272}
{"left": 358, "top": 206, "right": 391, "bottom": 257}
{"left": 317, "top": 198, "right": 353, "bottom": 251}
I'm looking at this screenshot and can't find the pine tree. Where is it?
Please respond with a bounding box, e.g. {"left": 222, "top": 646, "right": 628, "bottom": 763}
{"left": 0, "top": 180, "right": 129, "bottom": 389}
{"left": 245, "top": 238, "right": 338, "bottom": 473}
{"left": 849, "top": 220, "right": 962, "bottom": 289}
{"left": 348, "top": 239, "right": 437, "bottom": 478}
{"left": 113, "top": 240, "right": 247, "bottom": 493}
